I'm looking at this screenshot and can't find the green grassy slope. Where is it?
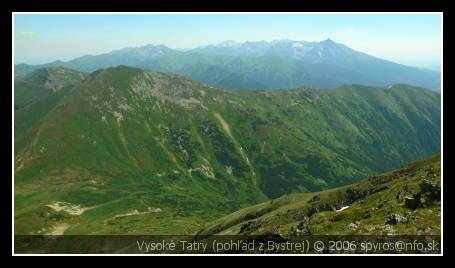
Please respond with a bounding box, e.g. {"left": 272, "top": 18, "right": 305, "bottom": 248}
{"left": 14, "top": 67, "right": 86, "bottom": 110}
{"left": 14, "top": 66, "right": 440, "bottom": 235}
{"left": 197, "top": 155, "right": 441, "bottom": 236}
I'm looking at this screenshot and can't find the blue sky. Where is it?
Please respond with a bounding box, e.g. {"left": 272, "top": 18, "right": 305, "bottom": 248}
{"left": 14, "top": 13, "right": 442, "bottom": 70}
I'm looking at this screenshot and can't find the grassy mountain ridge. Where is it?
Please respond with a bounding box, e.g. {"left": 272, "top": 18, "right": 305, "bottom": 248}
{"left": 14, "top": 67, "right": 87, "bottom": 110}
{"left": 14, "top": 66, "right": 440, "bottom": 235}
{"left": 14, "top": 67, "right": 88, "bottom": 138}
{"left": 197, "top": 154, "right": 441, "bottom": 236}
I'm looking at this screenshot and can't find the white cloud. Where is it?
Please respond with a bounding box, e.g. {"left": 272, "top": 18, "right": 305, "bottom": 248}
{"left": 346, "top": 28, "right": 355, "bottom": 33}
{"left": 20, "top": 32, "right": 36, "bottom": 37}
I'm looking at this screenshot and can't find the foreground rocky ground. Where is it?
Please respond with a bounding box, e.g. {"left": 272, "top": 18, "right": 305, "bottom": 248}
{"left": 197, "top": 155, "right": 441, "bottom": 237}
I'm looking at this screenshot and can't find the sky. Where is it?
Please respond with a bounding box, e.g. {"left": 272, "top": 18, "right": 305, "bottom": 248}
{"left": 14, "top": 13, "right": 442, "bottom": 70}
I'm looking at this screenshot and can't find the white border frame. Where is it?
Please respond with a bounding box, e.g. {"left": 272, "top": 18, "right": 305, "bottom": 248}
{"left": 11, "top": 12, "right": 444, "bottom": 256}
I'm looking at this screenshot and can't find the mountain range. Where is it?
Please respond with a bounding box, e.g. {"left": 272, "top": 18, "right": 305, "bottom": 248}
{"left": 14, "top": 39, "right": 441, "bottom": 91}
{"left": 14, "top": 65, "right": 440, "bottom": 235}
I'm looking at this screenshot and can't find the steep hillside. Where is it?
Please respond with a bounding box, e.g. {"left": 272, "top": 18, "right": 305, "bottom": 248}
{"left": 14, "top": 67, "right": 87, "bottom": 110}
{"left": 14, "top": 66, "right": 440, "bottom": 235}
{"left": 14, "top": 67, "right": 87, "bottom": 137}
{"left": 197, "top": 155, "right": 441, "bottom": 236}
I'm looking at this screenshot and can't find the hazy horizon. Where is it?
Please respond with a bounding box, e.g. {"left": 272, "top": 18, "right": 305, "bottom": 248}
{"left": 14, "top": 13, "right": 442, "bottom": 71}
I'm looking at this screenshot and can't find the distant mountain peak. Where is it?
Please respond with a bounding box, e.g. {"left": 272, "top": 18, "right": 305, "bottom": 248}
{"left": 216, "top": 40, "right": 242, "bottom": 48}
{"left": 321, "top": 38, "right": 336, "bottom": 44}
{"left": 292, "top": 42, "right": 305, "bottom": 49}
{"left": 110, "top": 43, "right": 172, "bottom": 54}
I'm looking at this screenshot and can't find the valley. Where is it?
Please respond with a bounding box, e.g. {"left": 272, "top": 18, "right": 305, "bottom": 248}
{"left": 14, "top": 65, "right": 441, "bottom": 235}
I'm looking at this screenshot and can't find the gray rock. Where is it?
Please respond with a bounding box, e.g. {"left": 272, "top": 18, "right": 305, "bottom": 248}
{"left": 295, "top": 221, "right": 312, "bottom": 236}
{"left": 419, "top": 179, "right": 441, "bottom": 204}
{"left": 386, "top": 213, "right": 407, "bottom": 225}
{"left": 420, "top": 179, "right": 439, "bottom": 194}
{"left": 239, "top": 220, "right": 262, "bottom": 233}
{"left": 347, "top": 222, "right": 359, "bottom": 230}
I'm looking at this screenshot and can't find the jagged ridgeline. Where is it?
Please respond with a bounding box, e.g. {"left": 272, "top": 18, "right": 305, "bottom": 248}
{"left": 14, "top": 39, "right": 441, "bottom": 91}
{"left": 14, "top": 66, "right": 440, "bottom": 235}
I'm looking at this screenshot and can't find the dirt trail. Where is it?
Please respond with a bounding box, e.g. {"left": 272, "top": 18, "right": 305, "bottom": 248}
{"left": 104, "top": 208, "right": 162, "bottom": 224}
